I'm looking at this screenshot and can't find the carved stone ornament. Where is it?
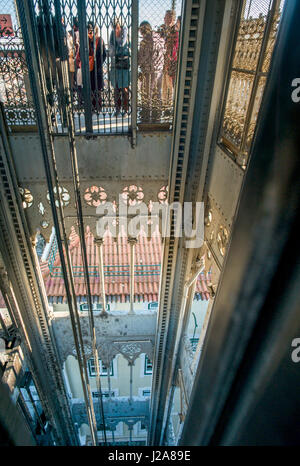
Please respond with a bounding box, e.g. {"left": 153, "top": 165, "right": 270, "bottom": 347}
{"left": 113, "top": 340, "right": 153, "bottom": 363}
{"left": 71, "top": 344, "right": 93, "bottom": 360}
{"left": 97, "top": 339, "right": 119, "bottom": 367}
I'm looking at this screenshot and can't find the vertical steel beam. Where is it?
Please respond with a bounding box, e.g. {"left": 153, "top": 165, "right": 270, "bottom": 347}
{"left": 179, "top": 0, "right": 300, "bottom": 445}
{"left": 129, "top": 362, "right": 133, "bottom": 402}
{"left": 130, "top": 0, "right": 138, "bottom": 147}
{"left": 128, "top": 237, "right": 137, "bottom": 314}
{"left": 94, "top": 238, "right": 107, "bottom": 315}
{"left": 55, "top": 0, "right": 110, "bottom": 445}
{"left": 0, "top": 105, "right": 77, "bottom": 445}
{"left": 149, "top": 0, "right": 234, "bottom": 445}
{"left": 53, "top": 0, "right": 107, "bottom": 445}
{"left": 148, "top": 0, "right": 208, "bottom": 445}
{"left": 15, "top": 0, "right": 97, "bottom": 445}
{"left": 77, "top": 0, "right": 93, "bottom": 133}
{"left": 161, "top": 259, "right": 204, "bottom": 443}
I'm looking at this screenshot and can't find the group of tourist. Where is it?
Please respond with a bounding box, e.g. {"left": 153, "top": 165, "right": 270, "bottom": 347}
{"left": 138, "top": 10, "right": 181, "bottom": 121}
{"left": 66, "top": 9, "right": 180, "bottom": 119}
{"left": 67, "top": 16, "right": 129, "bottom": 116}
{"left": 38, "top": 8, "right": 180, "bottom": 120}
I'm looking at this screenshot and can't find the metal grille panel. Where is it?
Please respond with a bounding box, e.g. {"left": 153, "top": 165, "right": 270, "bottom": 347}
{"left": 33, "top": 0, "right": 133, "bottom": 134}
{"left": 1, "top": 0, "right": 184, "bottom": 133}
{"left": 219, "top": 0, "right": 284, "bottom": 166}
{"left": 0, "top": 0, "right": 36, "bottom": 126}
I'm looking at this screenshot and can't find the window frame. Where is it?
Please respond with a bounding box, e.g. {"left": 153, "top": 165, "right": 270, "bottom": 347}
{"left": 92, "top": 390, "right": 117, "bottom": 398}
{"left": 144, "top": 355, "right": 153, "bottom": 375}
{"left": 88, "top": 358, "right": 114, "bottom": 377}
{"left": 218, "top": 0, "right": 282, "bottom": 167}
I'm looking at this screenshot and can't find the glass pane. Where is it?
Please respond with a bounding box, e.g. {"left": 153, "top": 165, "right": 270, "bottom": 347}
{"left": 222, "top": 70, "right": 254, "bottom": 150}
{"left": 245, "top": 74, "right": 266, "bottom": 153}
{"left": 261, "top": 3, "right": 283, "bottom": 73}
{"left": 232, "top": 0, "right": 272, "bottom": 73}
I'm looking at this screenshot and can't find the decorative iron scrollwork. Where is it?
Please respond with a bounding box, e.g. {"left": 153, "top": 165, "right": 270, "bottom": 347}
{"left": 19, "top": 187, "right": 33, "bottom": 208}
{"left": 84, "top": 186, "right": 107, "bottom": 207}
{"left": 121, "top": 185, "right": 144, "bottom": 206}
{"left": 217, "top": 225, "right": 228, "bottom": 257}
{"left": 46, "top": 186, "right": 70, "bottom": 208}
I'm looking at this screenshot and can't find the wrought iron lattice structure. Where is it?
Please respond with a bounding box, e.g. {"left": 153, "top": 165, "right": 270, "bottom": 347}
{"left": 0, "top": 0, "right": 36, "bottom": 126}
{"left": 32, "top": 0, "right": 132, "bottom": 134}
{"left": 0, "top": 0, "right": 183, "bottom": 133}
{"left": 219, "top": 0, "right": 284, "bottom": 167}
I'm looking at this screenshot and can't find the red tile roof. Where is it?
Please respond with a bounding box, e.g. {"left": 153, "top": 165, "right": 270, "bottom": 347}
{"left": 40, "top": 227, "right": 210, "bottom": 303}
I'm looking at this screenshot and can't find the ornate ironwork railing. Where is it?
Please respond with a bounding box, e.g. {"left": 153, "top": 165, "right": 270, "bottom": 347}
{"left": 0, "top": 0, "right": 182, "bottom": 134}
{"left": 35, "top": 0, "right": 133, "bottom": 134}
{"left": 1, "top": 1, "right": 284, "bottom": 139}
{"left": 0, "top": 0, "right": 36, "bottom": 127}
{"left": 219, "top": 0, "right": 284, "bottom": 167}
{"left": 0, "top": 48, "right": 36, "bottom": 125}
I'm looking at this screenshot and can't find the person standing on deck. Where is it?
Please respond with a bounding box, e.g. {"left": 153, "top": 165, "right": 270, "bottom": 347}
{"left": 109, "top": 17, "right": 130, "bottom": 116}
